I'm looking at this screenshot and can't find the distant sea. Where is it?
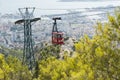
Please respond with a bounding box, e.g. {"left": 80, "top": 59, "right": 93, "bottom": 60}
{"left": 35, "top": 0, "right": 120, "bottom": 15}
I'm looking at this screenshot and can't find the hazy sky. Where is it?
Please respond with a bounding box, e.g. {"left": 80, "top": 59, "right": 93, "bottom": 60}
{"left": 0, "top": 0, "right": 120, "bottom": 14}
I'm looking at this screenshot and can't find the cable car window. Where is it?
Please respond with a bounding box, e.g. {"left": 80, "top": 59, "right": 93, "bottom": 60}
{"left": 57, "top": 34, "right": 62, "bottom": 38}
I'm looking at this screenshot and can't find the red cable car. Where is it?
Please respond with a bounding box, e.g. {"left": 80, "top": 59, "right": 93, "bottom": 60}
{"left": 52, "top": 17, "right": 64, "bottom": 45}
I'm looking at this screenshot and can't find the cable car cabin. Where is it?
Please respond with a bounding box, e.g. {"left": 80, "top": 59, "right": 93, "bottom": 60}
{"left": 52, "top": 32, "right": 64, "bottom": 45}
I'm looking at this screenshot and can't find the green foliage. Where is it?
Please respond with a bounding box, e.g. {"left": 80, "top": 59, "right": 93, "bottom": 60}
{"left": 38, "top": 56, "right": 94, "bottom": 80}
{"left": 36, "top": 45, "right": 61, "bottom": 60}
{"left": 0, "top": 54, "right": 32, "bottom": 80}
{"left": 74, "top": 11, "right": 120, "bottom": 79}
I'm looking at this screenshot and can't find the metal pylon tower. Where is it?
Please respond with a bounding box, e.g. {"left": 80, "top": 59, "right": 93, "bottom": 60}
{"left": 15, "top": 7, "right": 40, "bottom": 70}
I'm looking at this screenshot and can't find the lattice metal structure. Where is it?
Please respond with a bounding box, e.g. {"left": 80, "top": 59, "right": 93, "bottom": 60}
{"left": 15, "top": 7, "right": 40, "bottom": 70}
